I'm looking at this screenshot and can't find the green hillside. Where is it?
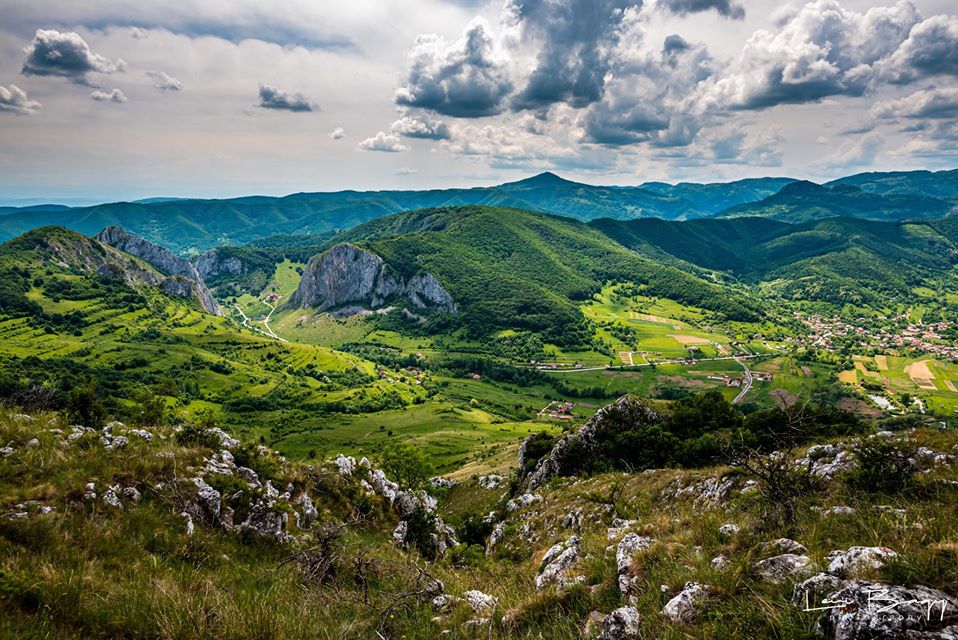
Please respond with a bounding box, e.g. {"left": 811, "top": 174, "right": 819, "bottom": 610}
{"left": 329, "top": 206, "right": 761, "bottom": 345}
{"left": 0, "top": 174, "right": 791, "bottom": 253}
{"left": 828, "top": 168, "right": 958, "bottom": 199}
{"left": 594, "top": 216, "right": 958, "bottom": 306}
{"left": 716, "top": 180, "right": 956, "bottom": 222}
{"left": 0, "top": 227, "right": 426, "bottom": 443}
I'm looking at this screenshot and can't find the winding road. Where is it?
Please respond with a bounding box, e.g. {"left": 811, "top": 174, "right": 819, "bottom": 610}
{"left": 731, "top": 356, "right": 753, "bottom": 404}
{"left": 234, "top": 302, "right": 288, "bottom": 343}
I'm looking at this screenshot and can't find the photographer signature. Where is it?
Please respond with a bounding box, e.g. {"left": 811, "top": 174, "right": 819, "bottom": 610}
{"left": 802, "top": 587, "right": 949, "bottom": 622}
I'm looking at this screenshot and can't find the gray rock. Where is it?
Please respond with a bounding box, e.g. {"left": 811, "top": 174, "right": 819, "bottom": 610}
{"left": 95, "top": 226, "right": 220, "bottom": 315}
{"left": 293, "top": 493, "right": 318, "bottom": 528}
{"left": 334, "top": 454, "right": 356, "bottom": 476}
{"left": 101, "top": 485, "right": 122, "bottom": 508}
{"left": 817, "top": 581, "right": 958, "bottom": 640}
{"left": 122, "top": 487, "right": 142, "bottom": 503}
{"left": 290, "top": 243, "right": 455, "bottom": 314}
{"left": 711, "top": 554, "right": 730, "bottom": 569}
{"left": 828, "top": 547, "right": 898, "bottom": 579}
{"left": 662, "top": 582, "right": 711, "bottom": 623}
{"left": 753, "top": 554, "right": 817, "bottom": 584}
{"left": 463, "top": 590, "right": 498, "bottom": 614}
{"left": 718, "top": 523, "right": 741, "bottom": 537}
{"left": 536, "top": 535, "right": 582, "bottom": 590}
{"left": 181, "top": 512, "right": 195, "bottom": 536}
{"left": 478, "top": 474, "right": 504, "bottom": 489}
{"left": 761, "top": 538, "right": 809, "bottom": 556}
{"left": 791, "top": 572, "right": 844, "bottom": 609}
{"left": 188, "top": 478, "right": 222, "bottom": 523}
{"left": 616, "top": 533, "right": 654, "bottom": 596}
{"left": 128, "top": 429, "right": 153, "bottom": 442}
{"left": 599, "top": 606, "right": 641, "bottom": 639}
{"left": 607, "top": 518, "right": 638, "bottom": 541}
{"left": 507, "top": 493, "right": 542, "bottom": 511}
{"left": 824, "top": 506, "right": 856, "bottom": 517}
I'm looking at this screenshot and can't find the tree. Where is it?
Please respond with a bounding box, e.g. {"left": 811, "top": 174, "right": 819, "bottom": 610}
{"left": 378, "top": 441, "right": 432, "bottom": 490}
{"left": 66, "top": 379, "right": 107, "bottom": 428}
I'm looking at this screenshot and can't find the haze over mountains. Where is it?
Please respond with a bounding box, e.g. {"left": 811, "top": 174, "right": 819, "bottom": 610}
{"left": 2, "top": 168, "right": 955, "bottom": 254}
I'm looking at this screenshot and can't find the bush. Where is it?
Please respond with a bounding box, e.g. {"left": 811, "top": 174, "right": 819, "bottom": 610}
{"left": 404, "top": 504, "right": 439, "bottom": 560}
{"left": 847, "top": 438, "right": 918, "bottom": 494}
{"left": 66, "top": 379, "right": 107, "bottom": 428}
{"left": 455, "top": 511, "right": 494, "bottom": 547}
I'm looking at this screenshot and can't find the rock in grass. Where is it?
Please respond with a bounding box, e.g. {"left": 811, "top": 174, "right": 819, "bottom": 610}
{"left": 536, "top": 535, "right": 582, "bottom": 590}
{"left": 827, "top": 547, "right": 898, "bottom": 579}
{"left": 599, "top": 606, "right": 641, "bottom": 639}
{"left": 753, "top": 554, "right": 817, "bottom": 584}
{"left": 616, "top": 533, "right": 654, "bottom": 597}
{"left": 817, "top": 581, "right": 958, "bottom": 640}
{"left": 463, "top": 590, "right": 498, "bottom": 614}
{"left": 662, "top": 582, "right": 712, "bottom": 623}
{"left": 760, "top": 538, "right": 809, "bottom": 556}
{"left": 791, "top": 572, "right": 844, "bottom": 609}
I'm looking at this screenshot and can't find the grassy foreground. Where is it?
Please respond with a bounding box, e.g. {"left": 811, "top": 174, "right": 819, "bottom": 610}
{"left": 2, "top": 405, "right": 958, "bottom": 639}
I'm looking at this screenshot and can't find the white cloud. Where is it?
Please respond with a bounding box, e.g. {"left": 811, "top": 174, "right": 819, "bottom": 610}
{"left": 146, "top": 70, "right": 182, "bottom": 91}
{"left": 90, "top": 88, "right": 128, "bottom": 103}
{"left": 0, "top": 84, "right": 41, "bottom": 115}
{"left": 395, "top": 18, "right": 512, "bottom": 117}
{"left": 391, "top": 114, "right": 451, "bottom": 139}
{"left": 329, "top": 127, "right": 346, "bottom": 140}
{"left": 358, "top": 131, "right": 408, "bottom": 152}
{"left": 21, "top": 29, "right": 125, "bottom": 86}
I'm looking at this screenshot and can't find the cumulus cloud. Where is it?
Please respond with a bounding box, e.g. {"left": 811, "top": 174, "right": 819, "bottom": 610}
{"left": 584, "top": 32, "right": 714, "bottom": 146}
{"left": 871, "top": 87, "right": 958, "bottom": 120}
{"left": 257, "top": 84, "right": 316, "bottom": 112}
{"left": 395, "top": 18, "right": 512, "bottom": 117}
{"left": 90, "top": 88, "right": 127, "bottom": 103}
{"left": 329, "top": 127, "right": 346, "bottom": 140}
{"left": 874, "top": 15, "right": 958, "bottom": 84}
{"left": 21, "top": 29, "right": 125, "bottom": 86}
{"left": 693, "top": 0, "right": 924, "bottom": 111}
{"left": 358, "top": 131, "right": 408, "bottom": 152}
{"left": 507, "top": 0, "right": 741, "bottom": 112}
{"left": 660, "top": 0, "right": 744, "bottom": 20}
{"left": 0, "top": 84, "right": 41, "bottom": 115}
{"left": 146, "top": 70, "right": 182, "bottom": 92}
{"left": 391, "top": 114, "right": 452, "bottom": 140}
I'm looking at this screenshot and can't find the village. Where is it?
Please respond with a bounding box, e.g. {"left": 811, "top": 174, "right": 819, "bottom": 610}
{"left": 793, "top": 313, "right": 958, "bottom": 359}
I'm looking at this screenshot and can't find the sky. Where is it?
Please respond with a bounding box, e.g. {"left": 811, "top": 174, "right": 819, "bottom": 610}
{"left": 0, "top": 0, "right": 957, "bottom": 204}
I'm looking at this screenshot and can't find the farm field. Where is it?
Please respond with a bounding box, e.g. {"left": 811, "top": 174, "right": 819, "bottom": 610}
{"left": 838, "top": 354, "right": 958, "bottom": 415}
{"left": 267, "top": 400, "right": 554, "bottom": 472}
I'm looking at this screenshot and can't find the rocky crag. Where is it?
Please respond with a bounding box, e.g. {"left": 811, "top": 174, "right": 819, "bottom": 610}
{"left": 289, "top": 243, "right": 456, "bottom": 314}
{"left": 95, "top": 226, "right": 220, "bottom": 315}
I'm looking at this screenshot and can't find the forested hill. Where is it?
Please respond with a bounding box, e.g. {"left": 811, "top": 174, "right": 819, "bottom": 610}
{"left": 592, "top": 216, "right": 958, "bottom": 306}
{"left": 328, "top": 206, "right": 762, "bottom": 343}
{"left": 0, "top": 174, "right": 793, "bottom": 252}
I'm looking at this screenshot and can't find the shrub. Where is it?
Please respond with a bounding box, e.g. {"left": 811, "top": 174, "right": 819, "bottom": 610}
{"left": 847, "top": 438, "right": 918, "bottom": 494}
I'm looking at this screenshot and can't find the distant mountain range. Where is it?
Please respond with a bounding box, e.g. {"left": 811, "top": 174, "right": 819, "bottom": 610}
{"left": 0, "top": 169, "right": 955, "bottom": 253}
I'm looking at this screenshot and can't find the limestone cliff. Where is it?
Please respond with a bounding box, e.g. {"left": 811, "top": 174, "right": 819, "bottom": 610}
{"left": 195, "top": 248, "right": 247, "bottom": 282}
{"left": 289, "top": 243, "right": 456, "bottom": 314}
{"left": 95, "top": 227, "right": 221, "bottom": 315}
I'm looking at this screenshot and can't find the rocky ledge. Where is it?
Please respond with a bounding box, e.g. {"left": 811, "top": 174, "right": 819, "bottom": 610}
{"left": 289, "top": 243, "right": 456, "bottom": 314}
{"left": 95, "top": 226, "right": 220, "bottom": 315}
